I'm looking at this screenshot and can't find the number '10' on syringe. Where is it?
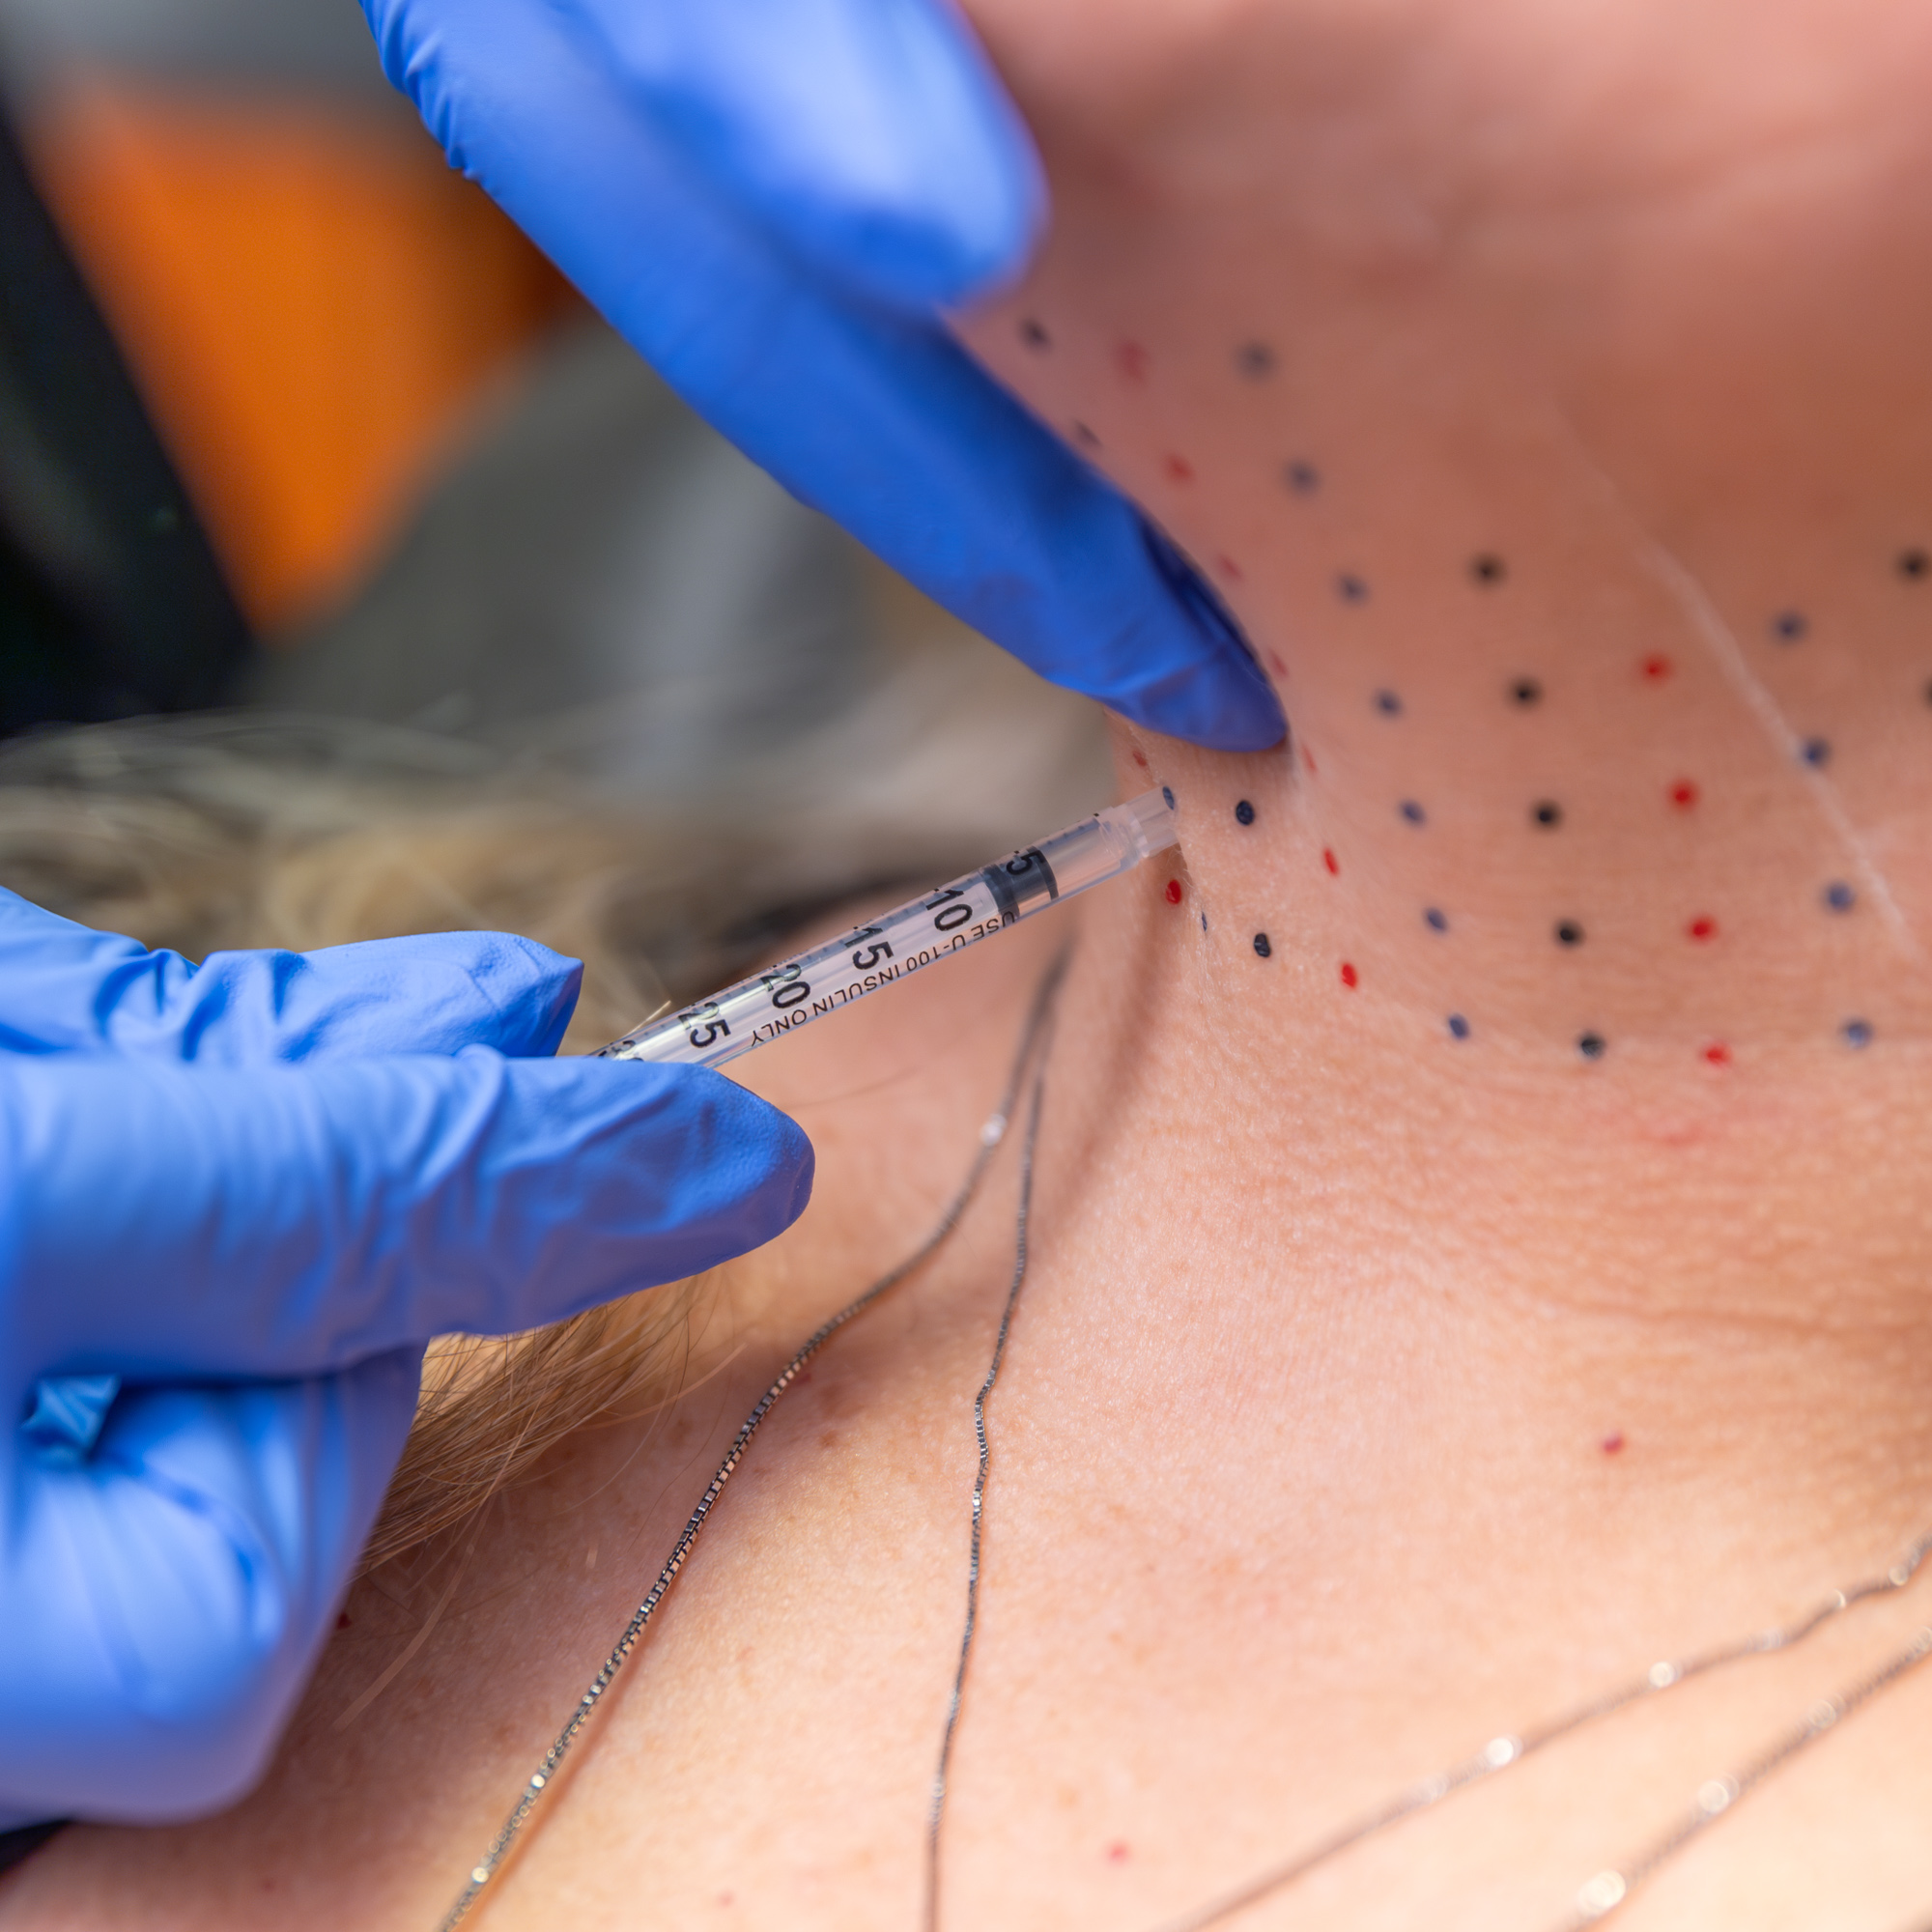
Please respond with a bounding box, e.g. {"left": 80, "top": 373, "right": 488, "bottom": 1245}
{"left": 594, "top": 789, "right": 1179, "bottom": 1069}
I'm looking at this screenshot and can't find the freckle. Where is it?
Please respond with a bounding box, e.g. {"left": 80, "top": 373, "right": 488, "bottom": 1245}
{"left": 1843, "top": 1018, "right": 1873, "bottom": 1048}
{"left": 1400, "top": 800, "right": 1426, "bottom": 825}
{"left": 1555, "top": 919, "right": 1584, "bottom": 947}
{"left": 1447, "top": 1013, "right": 1470, "bottom": 1040}
{"left": 1704, "top": 1042, "right": 1732, "bottom": 1066}
{"left": 336, "top": 1610, "right": 353, "bottom": 1631}
{"left": 1532, "top": 800, "right": 1564, "bottom": 830}
{"left": 1425, "top": 907, "right": 1448, "bottom": 931}
{"left": 1601, "top": 1432, "right": 1626, "bottom": 1457}
{"left": 1470, "top": 554, "right": 1507, "bottom": 585}
{"left": 1284, "top": 460, "right": 1321, "bottom": 494}
{"left": 1669, "top": 779, "right": 1699, "bottom": 810}
{"left": 1641, "top": 654, "right": 1673, "bottom": 682}
{"left": 1116, "top": 340, "right": 1150, "bottom": 384}
{"left": 1800, "top": 736, "right": 1831, "bottom": 767}
{"left": 1072, "top": 421, "right": 1100, "bottom": 448}
{"left": 1235, "top": 799, "right": 1256, "bottom": 825}
{"left": 718, "top": 1891, "right": 735, "bottom": 1908}
{"left": 1234, "top": 341, "right": 1277, "bottom": 379}
{"left": 1165, "top": 453, "right": 1195, "bottom": 483}
{"left": 1688, "top": 915, "right": 1718, "bottom": 942}
{"left": 1106, "top": 1842, "right": 1132, "bottom": 1865}
{"left": 1215, "top": 554, "right": 1243, "bottom": 582}
{"left": 1577, "top": 1032, "right": 1606, "bottom": 1060}
{"left": 1322, "top": 848, "right": 1339, "bottom": 875}
{"left": 1375, "top": 689, "right": 1403, "bottom": 716}
{"left": 1900, "top": 547, "right": 1930, "bottom": 581}
{"left": 1019, "top": 318, "right": 1050, "bottom": 350}
{"left": 1772, "top": 610, "right": 1809, "bottom": 642}
{"left": 1340, "top": 960, "right": 1358, "bottom": 988}
{"left": 1338, "top": 573, "right": 1369, "bottom": 602}
{"left": 1510, "top": 676, "right": 1543, "bottom": 706}
{"left": 1254, "top": 932, "right": 1273, "bottom": 958}
{"left": 1823, "top": 880, "right": 1857, "bottom": 913}
{"left": 1165, "top": 879, "right": 1183, "bottom": 905}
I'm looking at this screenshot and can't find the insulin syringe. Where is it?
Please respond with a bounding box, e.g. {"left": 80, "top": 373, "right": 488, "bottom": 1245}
{"left": 596, "top": 788, "right": 1179, "bottom": 1069}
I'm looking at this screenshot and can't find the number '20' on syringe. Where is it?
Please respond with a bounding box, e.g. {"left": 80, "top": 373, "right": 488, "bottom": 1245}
{"left": 595, "top": 789, "right": 1179, "bottom": 1069}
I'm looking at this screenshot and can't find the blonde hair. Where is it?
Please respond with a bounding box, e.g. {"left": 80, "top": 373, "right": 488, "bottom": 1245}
{"left": 0, "top": 637, "right": 1107, "bottom": 1566}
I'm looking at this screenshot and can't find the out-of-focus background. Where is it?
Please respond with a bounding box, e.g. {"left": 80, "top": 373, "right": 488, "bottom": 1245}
{"left": 0, "top": 0, "right": 1108, "bottom": 994}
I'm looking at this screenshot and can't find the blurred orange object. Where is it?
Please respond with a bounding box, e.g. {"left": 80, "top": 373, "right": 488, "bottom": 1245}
{"left": 24, "top": 77, "right": 579, "bottom": 633}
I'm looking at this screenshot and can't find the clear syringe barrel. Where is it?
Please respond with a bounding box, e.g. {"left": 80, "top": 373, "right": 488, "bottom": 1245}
{"left": 595, "top": 788, "right": 1179, "bottom": 1069}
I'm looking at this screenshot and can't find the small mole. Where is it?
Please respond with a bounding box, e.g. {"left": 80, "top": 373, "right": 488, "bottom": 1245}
{"left": 1425, "top": 907, "right": 1448, "bottom": 932}
{"left": 1165, "top": 454, "right": 1195, "bottom": 483}
{"left": 1072, "top": 421, "right": 1099, "bottom": 448}
{"left": 1843, "top": 1018, "right": 1873, "bottom": 1048}
{"left": 1338, "top": 573, "right": 1369, "bottom": 602}
{"left": 1162, "top": 786, "right": 1176, "bottom": 809}
{"left": 1641, "top": 654, "right": 1673, "bottom": 682}
{"left": 1704, "top": 1042, "right": 1732, "bottom": 1066}
{"left": 1555, "top": 919, "right": 1584, "bottom": 947}
{"left": 1254, "top": 932, "right": 1272, "bottom": 958}
{"left": 1669, "top": 780, "right": 1699, "bottom": 810}
{"left": 1116, "top": 341, "right": 1150, "bottom": 384}
{"left": 1106, "top": 1842, "right": 1132, "bottom": 1865}
{"left": 1234, "top": 341, "right": 1277, "bottom": 379}
{"left": 1601, "top": 1432, "right": 1626, "bottom": 1456}
{"left": 335, "top": 1610, "right": 353, "bottom": 1631}
{"left": 1800, "top": 736, "right": 1831, "bottom": 767}
{"left": 1164, "top": 879, "right": 1183, "bottom": 905}
{"left": 1923, "top": 675, "right": 1932, "bottom": 707}
{"left": 1019, "top": 318, "right": 1050, "bottom": 349}
{"left": 1577, "top": 1032, "right": 1606, "bottom": 1060}
{"left": 1235, "top": 799, "right": 1256, "bottom": 825}
{"left": 1448, "top": 1013, "right": 1470, "bottom": 1039}
{"left": 1823, "top": 880, "right": 1857, "bottom": 913}
{"left": 1400, "top": 800, "right": 1427, "bottom": 825}
{"left": 1322, "top": 848, "right": 1339, "bottom": 875}
{"left": 1900, "top": 548, "right": 1930, "bottom": 581}
{"left": 1284, "top": 460, "right": 1321, "bottom": 494}
{"left": 1340, "top": 961, "right": 1358, "bottom": 987}
{"left": 1510, "top": 676, "right": 1543, "bottom": 707}
{"left": 1375, "top": 689, "right": 1403, "bottom": 716}
{"left": 1216, "top": 554, "right": 1243, "bottom": 582}
{"left": 1470, "top": 554, "right": 1507, "bottom": 585}
{"left": 1532, "top": 800, "right": 1564, "bottom": 830}
{"left": 1689, "top": 916, "right": 1718, "bottom": 942}
{"left": 1772, "top": 610, "right": 1809, "bottom": 642}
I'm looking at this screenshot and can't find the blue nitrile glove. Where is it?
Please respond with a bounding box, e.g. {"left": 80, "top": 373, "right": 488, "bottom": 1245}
{"left": 0, "top": 890, "right": 811, "bottom": 1828}
{"left": 360, "top": 0, "right": 1287, "bottom": 753}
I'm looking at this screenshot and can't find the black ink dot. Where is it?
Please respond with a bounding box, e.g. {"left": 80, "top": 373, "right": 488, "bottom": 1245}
{"left": 1071, "top": 421, "right": 1099, "bottom": 448}
{"left": 1510, "top": 677, "right": 1543, "bottom": 707}
{"left": 1234, "top": 341, "right": 1277, "bottom": 379}
{"left": 1842, "top": 1018, "right": 1873, "bottom": 1048}
{"left": 1801, "top": 736, "right": 1831, "bottom": 767}
{"left": 1577, "top": 1033, "right": 1606, "bottom": 1060}
{"left": 1899, "top": 549, "right": 1928, "bottom": 581}
{"left": 1425, "top": 907, "right": 1448, "bottom": 932}
{"left": 1823, "top": 880, "right": 1856, "bottom": 912}
{"left": 1337, "top": 573, "right": 1369, "bottom": 603}
{"left": 1162, "top": 785, "right": 1176, "bottom": 810}
{"left": 1772, "top": 610, "right": 1809, "bottom": 642}
{"left": 1019, "top": 318, "right": 1050, "bottom": 350}
{"left": 1253, "top": 932, "right": 1272, "bottom": 958}
{"left": 1234, "top": 799, "right": 1256, "bottom": 826}
{"left": 1400, "top": 800, "right": 1427, "bottom": 825}
{"left": 1375, "top": 690, "right": 1404, "bottom": 717}
{"left": 1448, "top": 1014, "right": 1470, "bottom": 1040}
{"left": 1555, "top": 919, "right": 1584, "bottom": 947}
{"left": 1533, "top": 800, "right": 1564, "bottom": 830}
{"left": 1284, "top": 461, "right": 1321, "bottom": 495}
{"left": 1470, "top": 554, "right": 1507, "bottom": 586}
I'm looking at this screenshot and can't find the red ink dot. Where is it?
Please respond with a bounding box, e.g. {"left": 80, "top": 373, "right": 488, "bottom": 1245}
{"left": 1322, "top": 848, "right": 1339, "bottom": 875}
{"left": 1116, "top": 341, "right": 1149, "bottom": 384}
{"left": 1642, "top": 654, "right": 1673, "bottom": 682}
{"left": 1704, "top": 1042, "right": 1731, "bottom": 1065}
{"left": 1669, "top": 780, "right": 1699, "bottom": 810}
{"left": 1215, "top": 554, "right": 1242, "bottom": 582}
{"left": 1164, "top": 879, "right": 1183, "bottom": 904}
{"left": 1266, "top": 648, "right": 1288, "bottom": 678}
{"left": 1340, "top": 961, "right": 1358, "bottom": 988}
{"left": 1131, "top": 748, "right": 1149, "bottom": 768}
{"left": 1164, "top": 453, "right": 1194, "bottom": 483}
{"left": 1601, "top": 1432, "right": 1626, "bottom": 1456}
{"left": 1688, "top": 916, "right": 1717, "bottom": 942}
{"left": 1106, "top": 1842, "right": 1131, "bottom": 1865}
{"left": 335, "top": 1610, "right": 353, "bottom": 1630}
{"left": 1303, "top": 745, "right": 1319, "bottom": 775}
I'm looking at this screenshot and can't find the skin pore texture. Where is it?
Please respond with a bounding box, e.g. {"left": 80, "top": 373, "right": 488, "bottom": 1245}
{"left": 14, "top": 0, "right": 1932, "bottom": 1926}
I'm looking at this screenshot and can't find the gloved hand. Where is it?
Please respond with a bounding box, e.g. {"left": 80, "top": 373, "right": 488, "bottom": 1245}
{"left": 360, "top": 0, "right": 1287, "bottom": 753}
{"left": 0, "top": 890, "right": 810, "bottom": 1829}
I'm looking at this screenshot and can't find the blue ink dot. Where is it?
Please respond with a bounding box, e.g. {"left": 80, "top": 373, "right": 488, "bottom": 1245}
{"left": 1235, "top": 799, "right": 1256, "bottom": 825}
{"left": 1772, "top": 610, "right": 1809, "bottom": 641}
{"left": 1253, "top": 932, "right": 1272, "bottom": 958}
{"left": 1425, "top": 907, "right": 1448, "bottom": 932}
{"left": 1842, "top": 1018, "right": 1873, "bottom": 1048}
{"left": 1162, "top": 786, "right": 1176, "bottom": 810}
{"left": 1823, "top": 880, "right": 1856, "bottom": 912}
{"left": 1577, "top": 1033, "right": 1606, "bottom": 1060}
{"left": 1448, "top": 1014, "right": 1470, "bottom": 1040}
{"left": 1200, "top": 913, "right": 1208, "bottom": 932}
{"left": 1284, "top": 461, "right": 1320, "bottom": 494}
{"left": 1400, "top": 800, "right": 1427, "bottom": 825}
{"left": 1801, "top": 737, "right": 1831, "bottom": 767}
{"left": 1338, "top": 574, "right": 1369, "bottom": 603}
{"left": 1375, "top": 690, "right": 1403, "bottom": 717}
